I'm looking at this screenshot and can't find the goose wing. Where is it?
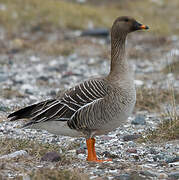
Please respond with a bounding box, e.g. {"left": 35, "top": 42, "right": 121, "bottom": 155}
{"left": 8, "top": 79, "right": 107, "bottom": 128}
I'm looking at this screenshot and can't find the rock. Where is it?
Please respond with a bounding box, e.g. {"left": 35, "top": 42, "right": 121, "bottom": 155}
{"left": 21, "top": 84, "right": 34, "bottom": 94}
{"left": 168, "top": 172, "right": 179, "bottom": 179}
{"left": 126, "top": 148, "right": 137, "bottom": 153}
{"left": 158, "top": 173, "right": 168, "bottom": 179}
{"left": 165, "top": 156, "right": 179, "bottom": 163}
{"left": 130, "top": 172, "right": 145, "bottom": 180}
{"left": 149, "top": 148, "right": 158, "bottom": 155}
{"left": 169, "top": 161, "right": 179, "bottom": 166}
{"left": 81, "top": 28, "right": 109, "bottom": 38}
{"left": 131, "top": 115, "right": 146, "bottom": 125}
{"left": 134, "top": 80, "right": 144, "bottom": 86}
{"left": 153, "top": 154, "right": 164, "bottom": 162}
{"left": 23, "top": 174, "right": 31, "bottom": 180}
{"left": 29, "top": 55, "right": 40, "bottom": 62}
{"left": 0, "top": 72, "right": 8, "bottom": 82}
{"left": 0, "top": 105, "right": 10, "bottom": 112}
{"left": 113, "top": 174, "right": 130, "bottom": 180}
{"left": 77, "top": 154, "right": 85, "bottom": 160}
{"left": 123, "top": 134, "right": 142, "bottom": 141}
{"left": 0, "top": 150, "right": 28, "bottom": 159}
{"left": 102, "top": 151, "right": 119, "bottom": 159}
{"left": 41, "top": 151, "right": 61, "bottom": 162}
{"left": 76, "top": 148, "right": 86, "bottom": 155}
{"left": 140, "top": 170, "right": 157, "bottom": 177}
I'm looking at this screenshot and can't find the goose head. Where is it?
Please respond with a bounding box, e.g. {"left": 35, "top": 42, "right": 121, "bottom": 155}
{"left": 111, "top": 16, "right": 149, "bottom": 38}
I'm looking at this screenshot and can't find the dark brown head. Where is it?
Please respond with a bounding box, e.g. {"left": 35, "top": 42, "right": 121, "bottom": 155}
{"left": 111, "top": 16, "right": 149, "bottom": 38}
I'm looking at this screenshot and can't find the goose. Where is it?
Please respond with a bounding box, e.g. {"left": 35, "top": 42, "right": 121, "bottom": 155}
{"left": 8, "top": 16, "right": 149, "bottom": 162}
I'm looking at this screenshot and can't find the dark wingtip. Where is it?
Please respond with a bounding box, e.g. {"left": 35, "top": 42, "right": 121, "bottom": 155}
{"left": 8, "top": 113, "right": 18, "bottom": 121}
{"left": 8, "top": 113, "right": 14, "bottom": 118}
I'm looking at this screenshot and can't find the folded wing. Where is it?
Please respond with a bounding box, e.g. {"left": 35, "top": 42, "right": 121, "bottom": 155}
{"left": 8, "top": 79, "right": 107, "bottom": 128}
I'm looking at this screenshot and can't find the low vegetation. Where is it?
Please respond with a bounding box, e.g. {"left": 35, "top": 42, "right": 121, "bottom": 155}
{"left": 136, "top": 88, "right": 179, "bottom": 112}
{"left": 140, "top": 115, "right": 179, "bottom": 142}
{"left": 0, "top": 138, "right": 87, "bottom": 179}
{"left": 0, "top": 0, "right": 179, "bottom": 35}
{"left": 162, "top": 61, "right": 179, "bottom": 76}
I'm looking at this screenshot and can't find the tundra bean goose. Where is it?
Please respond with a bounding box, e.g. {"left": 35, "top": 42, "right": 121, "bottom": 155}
{"left": 8, "top": 16, "right": 149, "bottom": 162}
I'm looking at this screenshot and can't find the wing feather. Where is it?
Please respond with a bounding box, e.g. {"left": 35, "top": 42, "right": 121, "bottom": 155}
{"left": 9, "top": 79, "right": 108, "bottom": 129}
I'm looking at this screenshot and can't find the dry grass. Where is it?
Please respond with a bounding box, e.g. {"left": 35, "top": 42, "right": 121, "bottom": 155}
{"left": 0, "top": 0, "right": 179, "bottom": 35}
{"left": 0, "top": 138, "right": 87, "bottom": 179}
{"left": 0, "top": 0, "right": 178, "bottom": 55}
{"left": 140, "top": 115, "right": 179, "bottom": 142}
{"left": 135, "top": 88, "right": 179, "bottom": 112}
{"left": 0, "top": 138, "right": 60, "bottom": 157}
{"left": 162, "top": 61, "right": 179, "bottom": 76}
{"left": 136, "top": 85, "right": 179, "bottom": 142}
{"left": 26, "top": 168, "right": 88, "bottom": 180}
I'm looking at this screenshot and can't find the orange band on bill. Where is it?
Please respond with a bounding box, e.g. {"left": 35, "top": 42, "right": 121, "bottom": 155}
{"left": 140, "top": 25, "right": 148, "bottom": 29}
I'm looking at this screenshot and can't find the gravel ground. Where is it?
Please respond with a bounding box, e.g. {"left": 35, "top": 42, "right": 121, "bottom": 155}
{"left": 0, "top": 33, "right": 179, "bottom": 179}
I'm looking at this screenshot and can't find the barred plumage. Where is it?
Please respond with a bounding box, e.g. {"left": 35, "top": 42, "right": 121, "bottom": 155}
{"left": 8, "top": 79, "right": 108, "bottom": 130}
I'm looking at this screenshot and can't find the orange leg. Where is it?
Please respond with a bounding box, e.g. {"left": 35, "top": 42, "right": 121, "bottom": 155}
{"left": 86, "top": 138, "right": 112, "bottom": 162}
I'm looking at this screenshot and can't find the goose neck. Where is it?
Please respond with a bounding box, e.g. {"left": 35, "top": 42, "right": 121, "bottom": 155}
{"left": 108, "top": 34, "right": 129, "bottom": 80}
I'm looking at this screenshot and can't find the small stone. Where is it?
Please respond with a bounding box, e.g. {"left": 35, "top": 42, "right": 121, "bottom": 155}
{"left": 165, "top": 156, "right": 179, "bottom": 163}
{"left": 168, "top": 172, "right": 179, "bottom": 179}
{"left": 0, "top": 150, "right": 28, "bottom": 159}
{"left": 123, "top": 134, "right": 142, "bottom": 141}
{"left": 158, "top": 173, "right": 168, "bottom": 179}
{"left": 131, "top": 115, "right": 146, "bottom": 125}
{"left": 23, "top": 174, "right": 31, "bottom": 180}
{"left": 140, "top": 170, "right": 157, "bottom": 177}
{"left": 153, "top": 154, "right": 164, "bottom": 162}
{"left": 0, "top": 105, "right": 10, "bottom": 112}
{"left": 41, "top": 151, "right": 61, "bottom": 162}
{"left": 0, "top": 74, "right": 8, "bottom": 82}
{"left": 126, "top": 148, "right": 137, "bottom": 153}
{"left": 102, "top": 151, "right": 119, "bottom": 159}
{"left": 149, "top": 148, "right": 158, "bottom": 155}
{"left": 77, "top": 154, "right": 85, "bottom": 160}
{"left": 76, "top": 148, "right": 86, "bottom": 155}
{"left": 135, "top": 80, "right": 144, "bottom": 86}
{"left": 113, "top": 174, "right": 130, "bottom": 180}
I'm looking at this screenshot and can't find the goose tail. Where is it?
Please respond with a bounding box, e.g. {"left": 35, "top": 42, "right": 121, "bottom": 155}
{"left": 8, "top": 99, "right": 56, "bottom": 121}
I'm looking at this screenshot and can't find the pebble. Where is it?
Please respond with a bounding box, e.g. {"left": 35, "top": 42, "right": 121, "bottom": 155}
{"left": 113, "top": 174, "right": 130, "bottom": 180}
{"left": 0, "top": 150, "right": 28, "bottom": 159}
{"left": 158, "top": 173, "right": 168, "bottom": 179}
{"left": 0, "top": 105, "right": 10, "bottom": 112}
{"left": 131, "top": 115, "right": 146, "bottom": 125}
{"left": 168, "top": 172, "right": 179, "bottom": 179}
{"left": 123, "top": 134, "right": 141, "bottom": 141}
{"left": 41, "top": 151, "right": 61, "bottom": 162}
{"left": 165, "top": 156, "right": 179, "bottom": 163}
{"left": 0, "top": 74, "right": 8, "bottom": 82}
{"left": 140, "top": 170, "right": 157, "bottom": 177}
{"left": 76, "top": 148, "right": 86, "bottom": 155}
{"left": 102, "top": 151, "right": 119, "bottom": 159}
{"left": 134, "top": 80, "right": 144, "bottom": 86}
{"left": 126, "top": 148, "right": 137, "bottom": 154}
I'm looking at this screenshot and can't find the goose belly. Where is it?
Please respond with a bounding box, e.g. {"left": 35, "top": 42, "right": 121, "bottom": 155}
{"left": 95, "top": 96, "right": 136, "bottom": 135}
{"left": 24, "top": 121, "right": 84, "bottom": 137}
